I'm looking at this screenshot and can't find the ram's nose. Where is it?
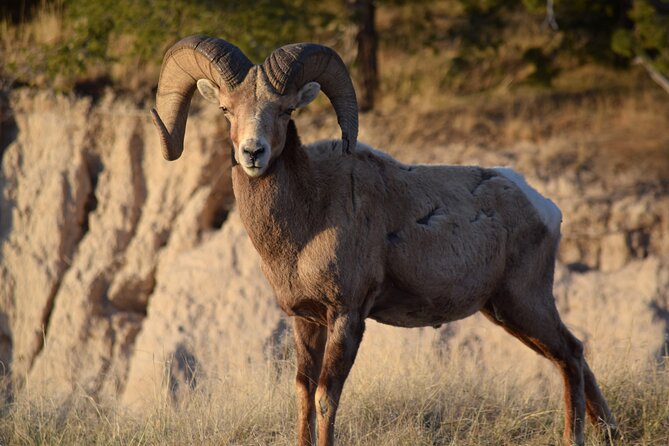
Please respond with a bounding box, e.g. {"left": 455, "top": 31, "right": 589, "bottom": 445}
{"left": 239, "top": 140, "right": 270, "bottom": 176}
{"left": 243, "top": 145, "right": 266, "bottom": 163}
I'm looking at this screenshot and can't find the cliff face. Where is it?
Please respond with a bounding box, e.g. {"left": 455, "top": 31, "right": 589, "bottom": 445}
{"left": 0, "top": 90, "right": 667, "bottom": 405}
{"left": 0, "top": 91, "right": 238, "bottom": 400}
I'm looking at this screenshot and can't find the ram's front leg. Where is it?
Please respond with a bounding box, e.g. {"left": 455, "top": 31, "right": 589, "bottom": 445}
{"left": 315, "top": 311, "right": 365, "bottom": 446}
{"left": 293, "top": 318, "right": 327, "bottom": 446}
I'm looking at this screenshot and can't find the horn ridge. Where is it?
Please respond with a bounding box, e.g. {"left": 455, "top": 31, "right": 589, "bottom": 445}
{"left": 152, "top": 35, "right": 253, "bottom": 160}
{"left": 263, "top": 43, "right": 358, "bottom": 154}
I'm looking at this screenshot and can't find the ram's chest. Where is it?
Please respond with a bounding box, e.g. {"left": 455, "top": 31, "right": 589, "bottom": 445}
{"left": 259, "top": 226, "right": 345, "bottom": 324}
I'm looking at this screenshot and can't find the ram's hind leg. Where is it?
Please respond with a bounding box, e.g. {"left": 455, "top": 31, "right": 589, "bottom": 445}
{"left": 293, "top": 318, "right": 327, "bottom": 446}
{"left": 482, "top": 295, "right": 587, "bottom": 446}
{"left": 583, "top": 361, "right": 620, "bottom": 441}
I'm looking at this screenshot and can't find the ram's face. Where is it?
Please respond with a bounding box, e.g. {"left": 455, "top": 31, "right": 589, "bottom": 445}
{"left": 197, "top": 72, "right": 320, "bottom": 178}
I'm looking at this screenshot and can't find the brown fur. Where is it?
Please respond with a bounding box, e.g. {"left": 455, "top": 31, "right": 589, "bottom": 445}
{"left": 231, "top": 121, "right": 619, "bottom": 446}
{"left": 155, "top": 38, "right": 619, "bottom": 445}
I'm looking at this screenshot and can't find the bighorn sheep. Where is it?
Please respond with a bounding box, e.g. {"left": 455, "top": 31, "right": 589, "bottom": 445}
{"left": 151, "top": 35, "right": 619, "bottom": 446}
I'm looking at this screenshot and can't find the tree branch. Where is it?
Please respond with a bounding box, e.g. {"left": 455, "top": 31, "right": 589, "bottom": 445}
{"left": 634, "top": 54, "right": 669, "bottom": 95}
{"left": 542, "top": 0, "right": 559, "bottom": 31}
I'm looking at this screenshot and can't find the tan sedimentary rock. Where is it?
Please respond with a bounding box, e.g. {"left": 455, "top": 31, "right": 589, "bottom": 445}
{"left": 0, "top": 92, "right": 92, "bottom": 388}
{"left": 1, "top": 91, "right": 236, "bottom": 399}
{"left": 121, "top": 209, "right": 282, "bottom": 408}
{"left": 0, "top": 91, "right": 667, "bottom": 406}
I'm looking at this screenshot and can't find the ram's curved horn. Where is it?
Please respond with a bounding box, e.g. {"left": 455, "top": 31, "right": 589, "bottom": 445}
{"left": 263, "top": 44, "right": 358, "bottom": 154}
{"left": 151, "top": 35, "right": 253, "bottom": 160}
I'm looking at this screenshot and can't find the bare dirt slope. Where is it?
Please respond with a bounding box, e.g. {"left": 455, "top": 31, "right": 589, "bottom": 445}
{"left": 0, "top": 89, "right": 667, "bottom": 406}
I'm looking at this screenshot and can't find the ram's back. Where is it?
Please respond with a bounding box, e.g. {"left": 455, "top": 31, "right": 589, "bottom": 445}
{"left": 304, "top": 141, "right": 562, "bottom": 326}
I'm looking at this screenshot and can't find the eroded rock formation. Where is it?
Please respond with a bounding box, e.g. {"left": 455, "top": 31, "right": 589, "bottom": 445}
{"left": 0, "top": 90, "right": 667, "bottom": 405}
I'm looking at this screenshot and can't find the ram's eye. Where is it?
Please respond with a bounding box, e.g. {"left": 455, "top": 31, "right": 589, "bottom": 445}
{"left": 283, "top": 108, "right": 295, "bottom": 116}
{"left": 220, "top": 106, "right": 232, "bottom": 115}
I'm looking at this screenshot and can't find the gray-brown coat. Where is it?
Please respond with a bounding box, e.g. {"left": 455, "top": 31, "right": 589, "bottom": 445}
{"left": 150, "top": 35, "right": 619, "bottom": 446}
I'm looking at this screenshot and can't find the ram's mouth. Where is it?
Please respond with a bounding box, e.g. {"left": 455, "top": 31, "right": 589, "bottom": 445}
{"left": 242, "top": 164, "right": 266, "bottom": 177}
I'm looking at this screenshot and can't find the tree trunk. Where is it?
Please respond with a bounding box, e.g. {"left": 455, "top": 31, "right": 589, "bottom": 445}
{"left": 348, "top": 0, "right": 378, "bottom": 112}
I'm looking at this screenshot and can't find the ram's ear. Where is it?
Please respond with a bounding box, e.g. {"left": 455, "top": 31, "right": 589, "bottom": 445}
{"left": 296, "top": 81, "right": 320, "bottom": 109}
{"left": 197, "top": 79, "right": 220, "bottom": 104}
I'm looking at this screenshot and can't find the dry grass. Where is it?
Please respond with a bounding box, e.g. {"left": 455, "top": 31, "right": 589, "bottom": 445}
{"left": 0, "top": 1, "right": 66, "bottom": 89}
{"left": 1, "top": 4, "right": 668, "bottom": 446}
{"left": 1, "top": 337, "right": 667, "bottom": 446}
{"left": 2, "top": 82, "right": 667, "bottom": 446}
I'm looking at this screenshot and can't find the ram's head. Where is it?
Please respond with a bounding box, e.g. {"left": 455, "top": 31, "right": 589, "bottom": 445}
{"left": 151, "top": 35, "right": 358, "bottom": 177}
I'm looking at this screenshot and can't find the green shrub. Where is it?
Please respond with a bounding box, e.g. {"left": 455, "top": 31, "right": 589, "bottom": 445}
{"left": 1, "top": 0, "right": 342, "bottom": 92}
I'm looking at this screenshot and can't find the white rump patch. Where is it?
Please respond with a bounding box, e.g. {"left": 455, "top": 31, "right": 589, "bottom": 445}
{"left": 493, "top": 167, "right": 562, "bottom": 233}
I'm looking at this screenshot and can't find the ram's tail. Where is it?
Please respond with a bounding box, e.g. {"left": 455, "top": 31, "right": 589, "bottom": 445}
{"left": 493, "top": 167, "right": 562, "bottom": 235}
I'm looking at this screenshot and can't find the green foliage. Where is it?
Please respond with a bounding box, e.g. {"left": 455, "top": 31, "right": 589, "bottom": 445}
{"left": 2, "top": 0, "right": 669, "bottom": 96}
{"left": 549, "top": 0, "right": 626, "bottom": 65}
{"left": 62, "top": 0, "right": 335, "bottom": 66}
{"left": 520, "top": 0, "right": 544, "bottom": 13}
{"left": 1, "top": 0, "right": 342, "bottom": 91}
{"left": 443, "top": 0, "right": 669, "bottom": 90}
{"left": 625, "top": 0, "right": 669, "bottom": 73}
{"left": 611, "top": 28, "right": 634, "bottom": 59}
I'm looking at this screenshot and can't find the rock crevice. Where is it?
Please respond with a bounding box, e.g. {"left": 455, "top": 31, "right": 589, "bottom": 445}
{"left": 0, "top": 90, "right": 666, "bottom": 406}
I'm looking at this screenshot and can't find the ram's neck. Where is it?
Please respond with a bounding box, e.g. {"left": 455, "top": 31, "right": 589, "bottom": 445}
{"left": 231, "top": 127, "right": 322, "bottom": 263}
